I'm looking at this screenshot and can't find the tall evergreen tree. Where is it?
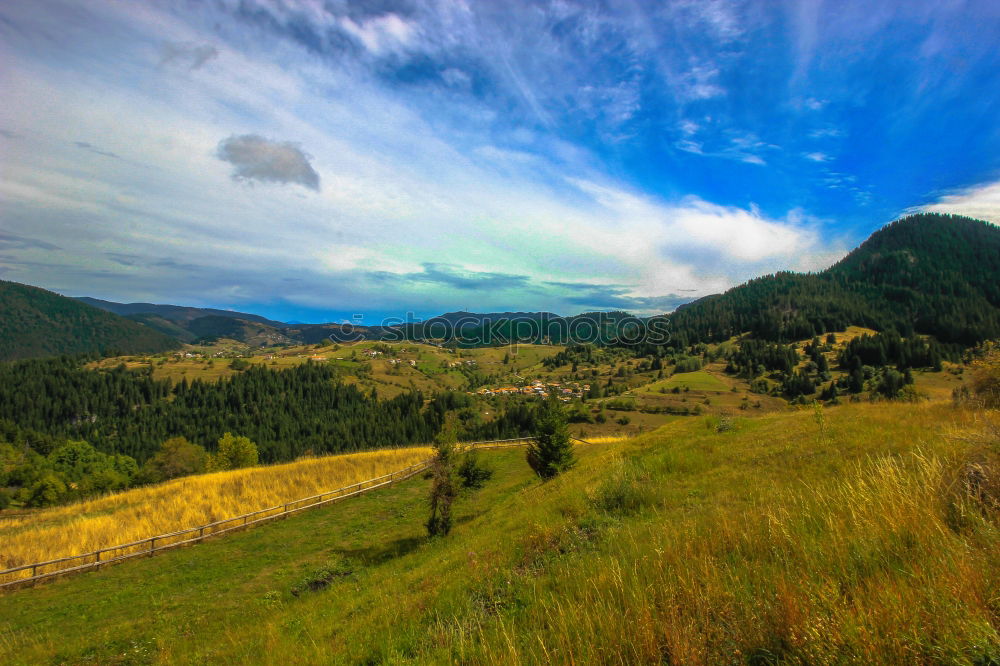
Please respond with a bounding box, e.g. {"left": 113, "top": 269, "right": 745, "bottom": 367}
{"left": 526, "top": 394, "right": 575, "bottom": 480}
{"left": 427, "top": 428, "right": 458, "bottom": 537}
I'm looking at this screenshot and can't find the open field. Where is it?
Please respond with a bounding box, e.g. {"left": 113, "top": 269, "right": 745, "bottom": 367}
{"left": 89, "top": 341, "right": 566, "bottom": 398}
{"left": 640, "top": 369, "right": 730, "bottom": 392}
{"left": 2, "top": 402, "right": 997, "bottom": 664}
{"left": 0, "top": 447, "right": 432, "bottom": 574}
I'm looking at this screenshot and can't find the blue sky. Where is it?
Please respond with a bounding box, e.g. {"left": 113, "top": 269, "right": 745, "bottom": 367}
{"left": 1, "top": 0, "right": 998, "bottom": 324}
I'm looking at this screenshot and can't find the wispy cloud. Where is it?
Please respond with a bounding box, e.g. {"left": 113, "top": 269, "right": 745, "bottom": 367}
{"left": 808, "top": 127, "right": 844, "bottom": 139}
{"left": 371, "top": 263, "right": 532, "bottom": 292}
{"left": 159, "top": 42, "right": 218, "bottom": 70}
{"left": 73, "top": 141, "right": 120, "bottom": 159}
{"left": 0, "top": 232, "right": 61, "bottom": 251}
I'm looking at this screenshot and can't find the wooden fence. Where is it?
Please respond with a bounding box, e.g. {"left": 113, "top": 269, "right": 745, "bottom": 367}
{"left": 0, "top": 437, "right": 544, "bottom": 591}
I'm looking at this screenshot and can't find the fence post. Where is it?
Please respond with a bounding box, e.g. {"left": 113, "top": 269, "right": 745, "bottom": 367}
{"left": 150, "top": 537, "right": 155, "bottom": 555}
{"left": 199, "top": 526, "right": 204, "bottom": 540}
{"left": 96, "top": 550, "right": 101, "bottom": 568}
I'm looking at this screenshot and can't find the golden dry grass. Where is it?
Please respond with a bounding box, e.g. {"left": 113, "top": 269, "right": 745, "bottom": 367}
{"left": 0, "top": 446, "right": 432, "bottom": 574}
{"left": 574, "top": 434, "right": 629, "bottom": 445}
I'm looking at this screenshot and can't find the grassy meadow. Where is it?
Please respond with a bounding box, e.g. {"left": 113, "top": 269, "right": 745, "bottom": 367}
{"left": 1, "top": 402, "right": 997, "bottom": 664}
{"left": 639, "top": 369, "right": 731, "bottom": 392}
{"left": 0, "top": 446, "right": 432, "bottom": 579}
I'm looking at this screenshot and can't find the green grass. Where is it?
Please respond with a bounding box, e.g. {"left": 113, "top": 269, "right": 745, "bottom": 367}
{"left": 2, "top": 404, "right": 998, "bottom": 664}
{"left": 640, "top": 369, "right": 730, "bottom": 393}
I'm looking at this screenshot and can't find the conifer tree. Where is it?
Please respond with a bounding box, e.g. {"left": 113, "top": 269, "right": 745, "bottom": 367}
{"left": 427, "top": 427, "right": 458, "bottom": 537}
{"left": 526, "top": 394, "right": 575, "bottom": 479}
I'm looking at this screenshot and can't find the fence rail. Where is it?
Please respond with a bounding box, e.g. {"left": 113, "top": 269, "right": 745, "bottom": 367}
{"left": 0, "top": 436, "right": 550, "bottom": 591}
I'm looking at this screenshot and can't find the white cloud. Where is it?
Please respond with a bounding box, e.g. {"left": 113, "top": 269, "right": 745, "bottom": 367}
{"left": 804, "top": 151, "right": 830, "bottom": 162}
{"left": 802, "top": 97, "right": 827, "bottom": 111}
{"left": 809, "top": 127, "right": 844, "bottom": 139}
{"left": 567, "top": 179, "right": 841, "bottom": 292}
{"left": 921, "top": 180, "right": 1000, "bottom": 224}
{"left": 338, "top": 13, "right": 417, "bottom": 56}
{"left": 679, "top": 119, "right": 700, "bottom": 136}
{"left": 678, "top": 64, "right": 725, "bottom": 100}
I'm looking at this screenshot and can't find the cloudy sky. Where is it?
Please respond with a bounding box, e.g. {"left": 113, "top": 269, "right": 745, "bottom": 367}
{"left": 1, "top": 0, "right": 998, "bottom": 323}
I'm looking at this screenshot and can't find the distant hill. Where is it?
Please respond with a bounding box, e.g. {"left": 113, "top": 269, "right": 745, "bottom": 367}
{"left": 123, "top": 313, "right": 199, "bottom": 344}
{"left": 0, "top": 281, "right": 181, "bottom": 361}
{"left": 185, "top": 315, "right": 294, "bottom": 346}
{"left": 75, "top": 297, "right": 299, "bottom": 346}
{"left": 431, "top": 311, "right": 558, "bottom": 325}
{"left": 75, "top": 297, "right": 285, "bottom": 327}
{"left": 663, "top": 213, "right": 1000, "bottom": 346}
{"left": 52, "top": 212, "right": 1000, "bottom": 351}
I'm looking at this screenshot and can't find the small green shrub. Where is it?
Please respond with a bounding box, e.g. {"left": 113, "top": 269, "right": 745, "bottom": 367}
{"left": 290, "top": 556, "right": 357, "bottom": 597}
{"left": 458, "top": 450, "right": 493, "bottom": 489}
{"left": 715, "top": 415, "right": 736, "bottom": 433}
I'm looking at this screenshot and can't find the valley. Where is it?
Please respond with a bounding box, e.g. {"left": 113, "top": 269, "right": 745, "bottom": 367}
{"left": 0, "top": 213, "right": 998, "bottom": 664}
{"left": 5, "top": 4, "right": 1000, "bottom": 661}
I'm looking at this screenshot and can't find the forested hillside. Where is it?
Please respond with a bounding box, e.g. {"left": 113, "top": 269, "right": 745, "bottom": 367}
{"left": 0, "top": 359, "right": 445, "bottom": 463}
{"left": 75, "top": 297, "right": 284, "bottom": 326}
{"left": 0, "top": 281, "right": 180, "bottom": 360}
{"left": 661, "top": 213, "right": 1000, "bottom": 347}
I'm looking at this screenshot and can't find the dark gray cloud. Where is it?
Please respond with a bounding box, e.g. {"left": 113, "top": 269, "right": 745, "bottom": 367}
{"left": 416, "top": 263, "right": 530, "bottom": 290}
{"left": 370, "top": 263, "right": 530, "bottom": 291}
{"left": 0, "top": 232, "right": 61, "bottom": 251}
{"left": 105, "top": 253, "right": 201, "bottom": 271}
{"left": 546, "top": 281, "right": 697, "bottom": 314}
{"left": 74, "top": 141, "right": 120, "bottom": 159}
{"left": 365, "top": 267, "right": 692, "bottom": 314}
{"left": 217, "top": 134, "right": 320, "bottom": 191}
{"left": 160, "top": 41, "right": 218, "bottom": 69}
{"left": 105, "top": 252, "right": 141, "bottom": 266}
{"left": 151, "top": 258, "right": 201, "bottom": 271}
{"left": 0, "top": 129, "right": 17, "bottom": 139}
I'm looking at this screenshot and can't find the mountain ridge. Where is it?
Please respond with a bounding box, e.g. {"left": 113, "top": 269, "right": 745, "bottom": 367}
{"left": 660, "top": 212, "right": 1000, "bottom": 347}
{"left": 4, "top": 212, "right": 998, "bottom": 358}
{"left": 0, "top": 282, "right": 181, "bottom": 361}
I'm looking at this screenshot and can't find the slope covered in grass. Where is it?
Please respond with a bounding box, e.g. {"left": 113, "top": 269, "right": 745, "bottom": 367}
{"left": 1, "top": 404, "right": 998, "bottom": 664}
{"left": 0, "top": 446, "right": 432, "bottom": 576}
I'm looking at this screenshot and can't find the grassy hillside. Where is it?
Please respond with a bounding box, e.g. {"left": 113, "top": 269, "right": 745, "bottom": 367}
{"left": 1, "top": 402, "right": 997, "bottom": 663}
{"left": 0, "top": 281, "right": 180, "bottom": 360}
{"left": 0, "top": 446, "right": 432, "bottom": 575}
